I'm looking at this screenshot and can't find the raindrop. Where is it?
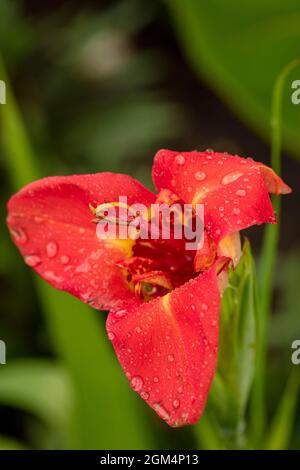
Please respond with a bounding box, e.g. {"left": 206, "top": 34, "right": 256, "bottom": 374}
{"left": 10, "top": 228, "right": 28, "bottom": 245}
{"left": 195, "top": 171, "right": 206, "bottom": 182}
{"left": 173, "top": 399, "right": 180, "bottom": 409}
{"left": 154, "top": 403, "right": 171, "bottom": 421}
{"left": 130, "top": 376, "right": 144, "bottom": 392}
{"left": 175, "top": 154, "right": 185, "bottom": 166}
{"left": 222, "top": 172, "right": 243, "bottom": 185}
{"left": 141, "top": 391, "right": 149, "bottom": 400}
{"left": 46, "top": 241, "right": 58, "bottom": 258}
{"left": 236, "top": 189, "right": 246, "bottom": 197}
{"left": 24, "top": 255, "right": 41, "bottom": 267}
{"left": 114, "top": 309, "right": 127, "bottom": 319}
{"left": 168, "top": 354, "right": 175, "bottom": 362}
{"left": 107, "top": 331, "right": 115, "bottom": 341}
{"left": 153, "top": 377, "right": 159, "bottom": 383}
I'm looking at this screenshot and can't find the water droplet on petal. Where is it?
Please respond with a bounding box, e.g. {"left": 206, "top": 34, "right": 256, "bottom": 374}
{"left": 233, "top": 207, "right": 240, "bottom": 215}
{"left": 202, "top": 303, "right": 208, "bottom": 311}
{"left": 173, "top": 399, "right": 180, "bottom": 409}
{"left": 154, "top": 403, "right": 171, "bottom": 421}
{"left": 130, "top": 376, "right": 144, "bottom": 392}
{"left": 25, "top": 254, "right": 41, "bottom": 267}
{"left": 222, "top": 172, "right": 243, "bottom": 185}
{"left": 236, "top": 189, "right": 246, "bottom": 197}
{"left": 114, "top": 309, "right": 127, "bottom": 319}
{"left": 107, "top": 331, "right": 115, "bottom": 341}
{"left": 46, "top": 241, "right": 58, "bottom": 258}
{"left": 168, "top": 354, "right": 175, "bottom": 362}
{"left": 175, "top": 154, "right": 185, "bottom": 166}
{"left": 10, "top": 228, "right": 28, "bottom": 245}
{"left": 153, "top": 377, "right": 159, "bottom": 383}
{"left": 60, "top": 255, "right": 70, "bottom": 264}
{"left": 141, "top": 391, "right": 149, "bottom": 400}
{"left": 195, "top": 171, "right": 206, "bottom": 182}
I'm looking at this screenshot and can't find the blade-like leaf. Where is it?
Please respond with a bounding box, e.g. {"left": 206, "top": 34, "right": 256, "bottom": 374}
{"left": 265, "top": 368, "right": 300, "bottom": 450}
{"left": 208, "top": 240, "right": 258, "bottom": 448}
{"left": 0, "top": 360, "right": 73, "bottom": 432}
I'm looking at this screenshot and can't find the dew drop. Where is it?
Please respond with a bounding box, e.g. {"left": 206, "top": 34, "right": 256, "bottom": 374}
{"left": 236, "top": 189, "right": 246, "bottom": 197}
{"left": 46, "top": 241, "right": 58, "bottom": 258}
{"left": 24, "top": 255, "right": 41, "bottom": 267}
{"left": 141, "top": 391, "right": 149, "bottom": 400}
{"left": 153, "top": 377, "right": 159, "bottom": 383}
{"left": 175, "top": 154, "right": 185, "bottom": 166}
{"left": 60, "top": 255, "right": 70, "bottom": 264}
{"left": 154, "top": 403, "right": 171, "bottom": 421}
{"left": 173, "top": 399, "right": 180, "bottom": 409}
{"left": 114, "top": 309, "right": 127, "bottom": 319}
{"left": 195, "top": 171, "right": 206, "bottom": 182}
{"left": 107, "top": 331, "right": 115, "bottom": 341}
{"left": 202, "top": 303, "right": 208, "bottom": 311}
{"left": 233, "top": 207, "right": 240, "bottom": 215}
{"left": 130, "top": 376, "right": 144, "bottom": 392}
{"left": 10, "top": 228, "right": 28, "bottom": 245}
{"left": 168, "top": 354, "right": 175, "bottom": 362}
{"left": 222, "top": 172, "right": 243, "bottom": 185}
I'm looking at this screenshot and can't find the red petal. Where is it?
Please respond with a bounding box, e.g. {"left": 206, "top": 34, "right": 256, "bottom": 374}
{"left": 152, "top": 150, "right": 290, "bottom": 242}
{"left": 106, "top": 267, "right": 220, "bottom": 427}
{"left": 7, "top": 173, "right": 156, "bottom": 310}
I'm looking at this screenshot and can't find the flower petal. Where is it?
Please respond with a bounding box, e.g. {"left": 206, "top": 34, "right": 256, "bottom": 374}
{"left": 7, "top": 173, "right": 156, "bottom": 310}
{"left": 106, "top": 267, "right": 220, "bottom": 427}
{"left": 152, "top": 149, "right": 290, "bottom": 242}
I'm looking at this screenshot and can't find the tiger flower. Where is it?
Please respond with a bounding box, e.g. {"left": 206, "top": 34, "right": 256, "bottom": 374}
{"left": 6, "top": 149, "right": 291, "bottom": 427}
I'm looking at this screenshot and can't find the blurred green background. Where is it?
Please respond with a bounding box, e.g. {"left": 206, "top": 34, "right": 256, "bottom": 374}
{"left": 0, "top": 0, "right": 299, "bottom": 450}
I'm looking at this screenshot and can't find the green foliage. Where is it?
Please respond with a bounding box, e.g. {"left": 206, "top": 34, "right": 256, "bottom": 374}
{"left": 204, "top": 241, "right": 258, "bottom": 448}
{"left": 167, "top": 0, "right": 300, "bottom": 158}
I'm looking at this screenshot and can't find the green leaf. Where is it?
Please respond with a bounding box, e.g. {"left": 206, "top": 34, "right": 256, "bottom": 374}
{"left": 265, "top": 368, "right": 300, "bottom": 450}
{"left": 208, "top": 240, "right": 258, "bottom": 447}
{"left": 0, "top": 435, "right": 27, "bottom": 450}
{"left": 167, "top": 0, "right": 300, "bottom": 158}
{"left": 251, "top": 60, "right": 298, "bottom": 444}
{"left": 0, "top": 360, "right": 73, "bottom": 432}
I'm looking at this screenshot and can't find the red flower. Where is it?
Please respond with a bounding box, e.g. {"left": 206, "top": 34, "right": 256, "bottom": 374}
{"left": 6, "top": 149, "right": 291, "bottom": 427}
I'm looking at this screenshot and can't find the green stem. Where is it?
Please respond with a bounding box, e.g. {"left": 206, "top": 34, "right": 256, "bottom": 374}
{"left": 251, "top": 59, "right": 299, "bottom": 445}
